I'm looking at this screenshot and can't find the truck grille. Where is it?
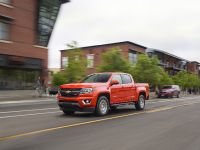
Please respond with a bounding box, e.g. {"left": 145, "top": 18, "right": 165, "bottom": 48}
{"left": 60, "top": 88, "right": 82, "bottom": 97}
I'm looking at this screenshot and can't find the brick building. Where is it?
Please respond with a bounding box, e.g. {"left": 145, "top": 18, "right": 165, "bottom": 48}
{"left": 146, "top": 48, "right": 200, "bottom": 76}
{"left": 0, "top": 0, "right": 69, "bottom": 90}
{"left": 61, "top": 41, "right": 200, "bottom": 77}
{"left": 187, "top": 61, "right": 200, "bottom": 76}
{"left": 60, "top": 41, "right": 147, "bottom": 75}
{"left": 146, "top": 48, "right": 188, "bottom": 76}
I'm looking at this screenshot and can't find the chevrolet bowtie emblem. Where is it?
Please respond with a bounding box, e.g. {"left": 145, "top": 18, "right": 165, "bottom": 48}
{"left": 65, "top": 90, "right": 71, "bottom": 94}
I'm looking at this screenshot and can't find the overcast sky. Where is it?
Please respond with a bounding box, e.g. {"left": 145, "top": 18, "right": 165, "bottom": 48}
{"left": 48, "top": 0, "right": 200, "bottom": 68}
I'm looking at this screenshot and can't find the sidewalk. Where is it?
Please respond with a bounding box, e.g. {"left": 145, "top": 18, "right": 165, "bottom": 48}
{"left": 0, "top": 90, "right": 199, "bottom": 102}
{"left": 149, "top": 91, "right": 199, "bottom": 99}
{"left": 0, "top": 90, "right": 54, "bottom": 101}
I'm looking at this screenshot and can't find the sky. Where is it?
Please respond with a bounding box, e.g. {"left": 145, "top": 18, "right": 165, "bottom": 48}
{"left": 48, "top": 0, "right": 200, "bottom": 68}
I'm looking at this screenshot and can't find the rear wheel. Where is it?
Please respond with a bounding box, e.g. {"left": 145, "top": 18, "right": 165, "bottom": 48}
{"left": 135, "top": 94, "right": 145, "bottom": 110}
{"left": 95, "top": 96, "right": 109, "bottom": 116}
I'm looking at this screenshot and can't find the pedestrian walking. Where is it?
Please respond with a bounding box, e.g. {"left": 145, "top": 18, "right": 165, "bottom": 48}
{"left": 35, "top": 77, "right": 43, "bottom": 97}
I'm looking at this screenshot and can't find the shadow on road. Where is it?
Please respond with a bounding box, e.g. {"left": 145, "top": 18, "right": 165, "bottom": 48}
{"left": 57, "top": 106, "right": 140, "bottom": 118}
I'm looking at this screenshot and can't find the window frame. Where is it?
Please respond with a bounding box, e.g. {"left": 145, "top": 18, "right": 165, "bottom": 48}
{"left": 129, "top": 50, "right": 137, "bottom": 64}
{"left": 111, "top": 74, "right": 123, "bottom": 84}
{"left": 87, "top": 54, "right": 94, "bottom": 68}
{"left": 0, "top": 21, "right": 10, "bottom": 41}
{"left": 121, "top": 74, "right": 132, "bottom": 84}
{"left": 61, "top": 56, "right": 68, "bottom": 68}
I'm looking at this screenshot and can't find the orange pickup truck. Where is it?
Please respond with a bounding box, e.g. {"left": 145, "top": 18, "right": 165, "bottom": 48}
{"left": 57, "top": 72, "right": 149, "bottom": 116}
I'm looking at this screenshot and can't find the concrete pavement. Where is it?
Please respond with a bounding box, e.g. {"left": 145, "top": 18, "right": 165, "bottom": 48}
{"left": 0, "top": 96, "right": 200, "bottom": 150}
{"left": 0, "top": 90, "right": 198, "bottom": 102}
{"left": 0, "top": 90, "right": 55, "bottom": 101}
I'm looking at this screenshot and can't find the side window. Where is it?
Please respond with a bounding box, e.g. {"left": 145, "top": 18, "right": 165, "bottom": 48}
{"left": 112, "top": 74, "right": 122, "bottom": 84}
{"left": 121, "top": 74, "right": 132, "bottom": 84}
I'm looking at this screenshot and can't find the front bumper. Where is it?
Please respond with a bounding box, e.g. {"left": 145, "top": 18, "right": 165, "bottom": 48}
{"left": 158, "top": 92, "right": 172, "bottom": 98}
{"left": 58, "top": 101, "right": 95, "bottom": 112}
{"left": 57, "top": 94, "right": 96, "bottom": 112}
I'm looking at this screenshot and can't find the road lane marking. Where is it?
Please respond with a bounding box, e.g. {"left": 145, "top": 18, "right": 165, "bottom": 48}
{"left": 1, "top": 101, "right": 200, "bottom": 141}
{"left": 0, "top": 108, "right": 58, "bottom": 114}
{"left": 0, "top": 97, "right": 199, "bottom": 119}
{"left": 0, "top": 111, "right": 61, "bottom": 119}
{"left": 147, "top": 96, "right": 200, "bottom": 104}
{"left": 0, "top": 99, "right": 55, "bottom": 105}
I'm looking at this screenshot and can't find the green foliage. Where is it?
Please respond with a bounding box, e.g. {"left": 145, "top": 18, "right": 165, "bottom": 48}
{"left": 52, "top": 72, "right": 66, "bottom": 87}
{"left": 64, "top": 41, "right": 87, "bottom": 83}
{"left": 159, "top": 69, "right": 174, "bottom": 86}
{"left": 98, "top": 47, "right": 132, "bottom": 73}
{"left": 132, "top": 54, "right": 173, "bottom": 86}
{"left": 173, "top": 71, "right": 200, "bottom": 89}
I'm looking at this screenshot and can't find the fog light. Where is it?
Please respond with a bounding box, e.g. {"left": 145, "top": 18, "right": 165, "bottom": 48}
{"left": 82, "top": 99, "right": 91, "bottom": 105}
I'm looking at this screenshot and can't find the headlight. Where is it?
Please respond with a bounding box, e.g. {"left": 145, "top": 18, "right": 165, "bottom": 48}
{"left": 80, "top": 88, "right": 93, "bottom": 94}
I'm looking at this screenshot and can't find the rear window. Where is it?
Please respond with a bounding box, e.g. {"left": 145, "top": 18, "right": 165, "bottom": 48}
{"left": 121, "top": 74, "right": 132, "bottom": 84}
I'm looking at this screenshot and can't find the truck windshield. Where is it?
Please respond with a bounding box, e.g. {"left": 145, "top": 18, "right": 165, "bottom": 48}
{"left": 82, "top": 74, "right": 111, "bottom": 83}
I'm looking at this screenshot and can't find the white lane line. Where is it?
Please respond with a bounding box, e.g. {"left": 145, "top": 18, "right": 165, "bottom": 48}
{"left": 0, "top": 99, "right": 55, "bottom": 105}
{"left": 0, "top": 108, "right": 58, "bottom": 114}
{"left": 148, "top": 96, "right": 200, "bottom": 104}
{"left": 0, "top": 111, "right": 61, "bottom": 119}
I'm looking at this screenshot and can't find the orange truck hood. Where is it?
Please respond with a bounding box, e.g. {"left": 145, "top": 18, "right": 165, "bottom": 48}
{"left": 59, "top": 83, "right": 107, "bottom": 89}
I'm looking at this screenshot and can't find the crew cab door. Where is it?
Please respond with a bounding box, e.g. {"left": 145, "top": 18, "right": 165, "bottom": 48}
{"left": 110, "top": 74, "right": 123, "bottom": 104}
{"left": 121, "top": 74, "right": 135, "bottom": 102}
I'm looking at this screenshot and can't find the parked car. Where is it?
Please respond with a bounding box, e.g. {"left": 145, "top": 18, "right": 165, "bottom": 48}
{"left": 158, "top": 85, "right": 181, "bottom": 98}
{"left": 49, "top": 87, "right": 59, "bottom": 95}
{"left": 56, "top": 72, "right": 149, "bottom": 116}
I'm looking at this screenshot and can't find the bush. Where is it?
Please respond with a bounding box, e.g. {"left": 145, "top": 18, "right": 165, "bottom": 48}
{"left": 52, "top": 72, "right": 66, "bottom": 87}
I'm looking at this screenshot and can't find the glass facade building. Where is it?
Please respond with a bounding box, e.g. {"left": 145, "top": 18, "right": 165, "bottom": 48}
{"left": 36, "top": 0, "right": 62, "bottom": 47}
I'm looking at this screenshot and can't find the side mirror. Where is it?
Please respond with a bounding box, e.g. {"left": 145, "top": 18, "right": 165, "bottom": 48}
{"left": 110, "top": 80, "right": 119, "bottom": 86}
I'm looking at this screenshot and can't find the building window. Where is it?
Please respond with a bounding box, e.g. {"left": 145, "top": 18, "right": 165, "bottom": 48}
{"left": 75, "top": 55, "right": 79, "bottom": 61}
{"left": 0, "top": 0, "right": 10, "bottom": 5}
{"left": 0, "top": 21, "right": 9, "bottom": 40}
{"left": 87, "top": 54, "right": 94, "bottom": 68}
{"left": 62, "top": 57, "right": 68, "bottom": 68}
{"left": 129, "top": 51, "right": 137, "bottom": 64}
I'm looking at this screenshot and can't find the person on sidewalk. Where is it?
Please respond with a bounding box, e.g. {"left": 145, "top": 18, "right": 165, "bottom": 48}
{"left": 35, "top": 77, "right": 43, "bottom": 97}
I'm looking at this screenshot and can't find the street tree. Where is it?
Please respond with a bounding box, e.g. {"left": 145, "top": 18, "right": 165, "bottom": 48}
{"left": 64, "top": 41, "right": 87, "bottom": 83}
{"left": 52, "top": 72, "right": 66, "bottom": 87}
{"left": 173, "top": 70, "right": 200, "bottom": 91}
{"left": 158, "top": 69, "right": 174, "bottom": 86}
{"left": 132, "top": 54, "right": 170, "bottom": 87}
{"left": 98, "top": 47, "right": 132, "bottom": 73}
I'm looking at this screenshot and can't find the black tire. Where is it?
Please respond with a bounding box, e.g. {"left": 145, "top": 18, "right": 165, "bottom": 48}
{"left": 62, "top": 110, "right": 75, "bottom": 115}
{"left": 95, "top": 96, "right": 109, "bottom": 116}
{"left": 177, "top": 93, "right": 180, "bottom": 98}
{"left": 135, "top": 94, "right": 145, "bottom": 110}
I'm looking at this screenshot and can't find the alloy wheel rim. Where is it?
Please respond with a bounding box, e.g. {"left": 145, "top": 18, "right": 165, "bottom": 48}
{"left": 99, "top": 99, "right": 108, "bottom": 114}
{"left": 139, "top": 96, "right": 145, "bottom": 108}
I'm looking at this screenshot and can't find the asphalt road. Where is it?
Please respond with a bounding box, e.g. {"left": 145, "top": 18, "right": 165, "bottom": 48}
{"left": 1, "top": 96, "right": 200, "bottom": 150}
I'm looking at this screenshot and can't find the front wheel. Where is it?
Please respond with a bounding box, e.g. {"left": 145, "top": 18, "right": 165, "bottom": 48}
{"left": 95, "top": 96, "right": 109, "bottom": 116}
{"left": 135, "top": 95, "right": 145, "bottom": 110}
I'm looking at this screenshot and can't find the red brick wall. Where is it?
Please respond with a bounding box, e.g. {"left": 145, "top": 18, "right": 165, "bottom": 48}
{"left": 61, "top": 42, "right": 146, "bottom": 75}
{"left": 0, "top": 0, "right": 48, "bottom": 81}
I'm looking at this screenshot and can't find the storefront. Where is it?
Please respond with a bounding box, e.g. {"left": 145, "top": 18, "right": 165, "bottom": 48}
{"left": 0, "top": 54, "right": 43, "bottom": 90}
